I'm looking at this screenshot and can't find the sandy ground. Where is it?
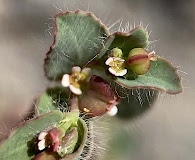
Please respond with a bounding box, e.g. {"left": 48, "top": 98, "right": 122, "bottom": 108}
{"left": 0, "top": 0, "right": 195, "bottom": 159}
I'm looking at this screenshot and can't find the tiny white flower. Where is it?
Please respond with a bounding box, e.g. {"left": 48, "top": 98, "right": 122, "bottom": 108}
{"left": 105, "top": 57, "right": 127, "bottom": 76}
{"left": 61, "top": 66, "right": 92, "bottom": 95}
{"left": 38, "top": 139, "right": 46, "bottom": 151}
{"left": 107, "top": 106, "right": 118, "bottom": 116}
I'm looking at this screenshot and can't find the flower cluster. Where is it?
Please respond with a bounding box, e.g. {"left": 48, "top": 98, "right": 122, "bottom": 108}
{"left": 105, "top": 47, "right": 156, "bottom": 77}
{"left": 105, "top": 57, "right": 127, "bottom": 76}
{"left": 37, "top": 127, "right": 64, "bottom": 152}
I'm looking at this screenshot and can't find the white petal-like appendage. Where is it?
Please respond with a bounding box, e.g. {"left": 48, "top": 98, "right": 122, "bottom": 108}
{"left": 114, "top": 57, "right": 125, "bottom": 62}
{"left": 115, "top": 69, "right": 127, "bottom": 76}
{"left": 108, "top": 67, "right": 117, "bottom": 76}
{"left": 107, "top": 106, "right": 118, "bottom": 116}
{"left": 38, "top": 139, "right": 46, "bottom": 151}
{"left": 72, "top": 66, "right": 81, "bottom": 73}
{"left": 38, "top": 132, "right": 48, "bottom": 140}
{"left": 105, "top": 57, "right": 114, "bottom": 65}
{"left": 69, "top": 85, "right": 82, "bottom": 95}
{"left": 61, "top": 74, "right": 70, "bottom": 87}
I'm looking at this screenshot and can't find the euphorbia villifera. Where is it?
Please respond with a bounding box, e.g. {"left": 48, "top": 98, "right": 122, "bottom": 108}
{"left": 0, "top": 10, "right": 182, "bottom": 160}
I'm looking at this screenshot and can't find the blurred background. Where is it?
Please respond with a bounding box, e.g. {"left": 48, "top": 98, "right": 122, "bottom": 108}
{"left": 0, "top": 0, "right": 195, "bottom": 159}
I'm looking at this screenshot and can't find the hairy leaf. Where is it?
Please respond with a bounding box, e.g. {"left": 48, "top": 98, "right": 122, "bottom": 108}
{"left": 36, "top": 93, "right": 57, "bottom": 115}
{"left": 116, "top": 57, "right": 182, "bottom": 94}
{"left": 45, "top": 10, "right": 109, "bottom": 80}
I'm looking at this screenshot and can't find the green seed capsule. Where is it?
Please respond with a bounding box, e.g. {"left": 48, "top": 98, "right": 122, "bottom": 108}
{"left": 127, "top": 48, "right": 151, "bottom": 75}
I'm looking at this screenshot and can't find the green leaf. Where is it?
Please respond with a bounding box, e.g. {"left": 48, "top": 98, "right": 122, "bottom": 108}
{"left": 116, "top": 89, "right": 158, "bottom": 119}
{"left": 0, "top": 111, "right": 64, "bottom": 160}
{"left": 45, "top": 10, "right": 109, "bottom": 80}
{"left": 116, "top": 57, "right": 182, "bottom": 94}
{"left": 98, "top": 26, "right": 149, "bottom": 58}
{"left": 36, "top": 93, "right": 57, "bottom": 115}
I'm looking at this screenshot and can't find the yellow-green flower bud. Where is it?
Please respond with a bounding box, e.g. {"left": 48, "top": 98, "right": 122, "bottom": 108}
{"left": 127, "top": 48, "right": 152, "bottom": 75}
{"left": 110, "top": 47, "right": 123, "bottom": 57}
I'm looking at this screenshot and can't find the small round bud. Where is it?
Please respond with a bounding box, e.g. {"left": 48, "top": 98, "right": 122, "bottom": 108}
{"left": 110, "top": 47, "right": 123, "bottom": 57}
{"left": 127, "top": 48, "right": 151, "bottom": 75}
